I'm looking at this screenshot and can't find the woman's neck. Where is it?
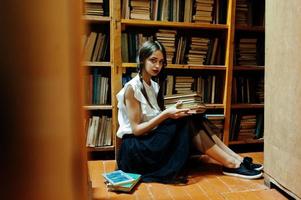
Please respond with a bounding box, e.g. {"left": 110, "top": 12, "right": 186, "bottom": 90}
{"left": 141, "top": 72, "right": 151, "bottom": 85}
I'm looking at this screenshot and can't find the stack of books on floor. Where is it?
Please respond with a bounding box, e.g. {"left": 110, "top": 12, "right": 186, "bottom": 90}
{"left": 164, "top": 93, "right": 206, "bottom": 114}
{"left": 102, "top": 170, "right": 141, "bottom": 193}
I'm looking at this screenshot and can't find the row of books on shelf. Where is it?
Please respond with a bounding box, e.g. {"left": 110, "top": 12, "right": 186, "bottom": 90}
{"left": 235, "top": 0, "right": 265, "bottom": 26}
{"left": 83, "top": 0, "right": 264, "bottom": 26}
{"left": 122, "top": 72, "right": 223, "bottom": 103}
{"left": 205, "top": 114, "right": 224, "bottom": 136}
{"left": 84, "top": 68, "right": 110, "bottom": 105}
{"left": 82, "top": 31, "right": 109, "bottom": 62}
{"left": 164, "top": 75, "right": 224, "bottom": 103}
{"left": 86, "top": 115, "right": 112, "bottom": 147}
{"left": 178, "top": 36, "right": 221, "bottom": 65}
{"left": 232, "top": 76, "right": 264, "bottom": 104}
{"left": 84, "top": 0, "right": 109, "bottom": 16}
{"left": 234, "top": 37, "right": 265, "bottom": 66}
{"left": 122, "top": 31, "right": 224, "bottom": 65}
{"left": 122, "top": 0, "right": 227, "bottom": 24}
{"left": 230, "top": 113, "right": 264, "bottom": 141}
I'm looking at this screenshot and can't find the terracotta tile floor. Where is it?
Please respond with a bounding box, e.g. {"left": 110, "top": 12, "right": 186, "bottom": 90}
{"left": 88, "top": 152, "right": 288, "bottom": 200}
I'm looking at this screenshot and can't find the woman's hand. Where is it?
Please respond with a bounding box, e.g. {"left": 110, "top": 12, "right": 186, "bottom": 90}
{"left": 163, "top": 101, "right": 191, "bottom": 119}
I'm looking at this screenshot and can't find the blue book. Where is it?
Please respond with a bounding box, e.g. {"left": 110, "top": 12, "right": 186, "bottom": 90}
{"left": 106, "top": 172, "right": 141, "bottom": 193}
{"left": 102, "top": 170, "right": 135, "bottom": 186}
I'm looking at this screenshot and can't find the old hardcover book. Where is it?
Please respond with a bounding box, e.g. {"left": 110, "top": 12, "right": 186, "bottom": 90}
{"left": 164, "top": 93, "right": 206, "bottom": 114}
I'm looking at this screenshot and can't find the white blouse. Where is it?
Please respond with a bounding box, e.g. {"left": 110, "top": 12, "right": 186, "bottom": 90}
{"left": 116, "top": 75, "right": 162, "bottom": 138}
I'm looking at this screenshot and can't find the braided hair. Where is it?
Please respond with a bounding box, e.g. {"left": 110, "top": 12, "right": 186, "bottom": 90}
{"left": 136, "top": 41, "right": 167, "bottom": 111}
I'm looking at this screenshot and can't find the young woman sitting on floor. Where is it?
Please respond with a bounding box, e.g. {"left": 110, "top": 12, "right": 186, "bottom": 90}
{"left": 116, "top": 40, "right": 263, "bottom": 183}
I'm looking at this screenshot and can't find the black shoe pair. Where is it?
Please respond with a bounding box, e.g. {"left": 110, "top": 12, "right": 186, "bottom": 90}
{"left": 222, "top": 163, "right": 263, "bottom": 179}
{"left": 222, "top": 157, "right": 263, "bottom": 179}
{"left": 243, "top": 156, "right": 264, "bottom": 171}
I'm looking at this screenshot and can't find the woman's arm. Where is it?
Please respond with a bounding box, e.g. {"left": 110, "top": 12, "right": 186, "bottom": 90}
{"left": 124, "top": 86, "right": 190, "bottom": 136}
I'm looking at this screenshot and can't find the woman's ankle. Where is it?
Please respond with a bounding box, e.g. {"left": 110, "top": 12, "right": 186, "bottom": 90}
{"left": 224, "top": 159, "right": 241, "bottom": 169}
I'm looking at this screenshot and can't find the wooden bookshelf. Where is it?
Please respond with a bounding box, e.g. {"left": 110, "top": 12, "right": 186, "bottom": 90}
{"left": 121, "top": 19, "right": 228, "bottom": 30}
{"left": 122, "top": 63, "right": 226, "bottom": 70}
{"left": 82, "top": 15, "right": 111, "bottom": 23}
{"left": 228, "top": 0, "right": 265, "bottom": 145}
{"left": 82, "top": 0, "right": 117, "bottom": 156}
{"left": 118, "top": 0, "right": 232, "bottom": 149}
{"left": 81, "top": 0, "right": 265, "bottom": 157}
{"left": 119, "top": 0, "right": 265, "bottom": 148}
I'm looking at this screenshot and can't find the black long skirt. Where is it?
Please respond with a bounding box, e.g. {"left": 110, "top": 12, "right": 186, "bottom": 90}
{"left": 117, "top": 116, "right": 221, "bottom": 183}
{"left": 117, "top": 118, "right": 190, "bottom": 183}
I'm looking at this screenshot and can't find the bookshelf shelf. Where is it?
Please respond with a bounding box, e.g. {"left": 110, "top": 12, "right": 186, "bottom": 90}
{"left": 205, "top": 104, "right": 224, "bottom": 109}
{"left": 122, "top": 63, "right": 226, "bottom": 70}
{"left": 188, "top": 65, "right": 226, "bottom": 70}
{"left": 83, "top": 105, "right": 113, "bottom": 110}
{"left": 82, "top": 15, "right": 111, "bottom": 23}
{"left": 82, "top": 61, "right": 112, "bottom": 67}
{"left": 121, "top": 63, "right": 136, "bottom": 68}
{"left": 233, "top": 66, "right": 264, "bottom": 71}
{"left": 229, "top": 139, "right": 264, "bottom": 145}
{"left": 231, "top": 104, "right": 264, "bottom": 109}
{"left": 235, "top": 25, "right": 265, "bottom": 32}
{"left": 121, "top": 19, "right": 228, "bottom": 30}
{"left": 87, "top": 146, "right": 115, "bottom": 152}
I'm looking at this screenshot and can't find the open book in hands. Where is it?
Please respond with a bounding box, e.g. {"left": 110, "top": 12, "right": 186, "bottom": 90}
{"left": 164, "top": 93, "right": 206, "bottom": 114}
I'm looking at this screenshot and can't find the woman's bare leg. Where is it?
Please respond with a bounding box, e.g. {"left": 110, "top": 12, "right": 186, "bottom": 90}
{"left": 192, "top": 130, "right": 263, "bottom": 179}
{"left": 204, "top": 144, "right": 241, "bottom": 168}
{"left": 211, "top": 135, "right": 243, "bottom": 162}
{"left": 199, "top": 155, "right": 221, "bottom": 165}
{"left": 193, "top": 135, "right": 240, "bottom": 168}
{"left": 201, "top": 121, "right": 244, "bottom": 163}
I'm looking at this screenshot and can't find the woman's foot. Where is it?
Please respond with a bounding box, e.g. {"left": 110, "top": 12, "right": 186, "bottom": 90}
{"left": 222, "top": 163, "right": 263, "bottom": 179}
{"left": 243, "top": 157, "right": 264, "bottom": 171}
